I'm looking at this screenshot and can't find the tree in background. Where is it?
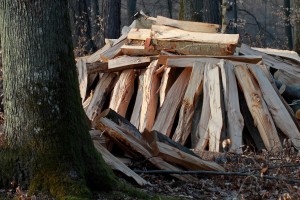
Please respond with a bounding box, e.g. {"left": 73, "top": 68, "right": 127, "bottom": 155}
{"left": 103, "top": 0, "right": 121, "bottom": 39}
{"left": 294, "top": 0, "right": 300, "bottom": 54}
{"left": 0, "top": 0, "right": 117, "bottom": 198}
{"left": 127, "top": 0, "right": 137, "bottom": 25}
{"left": 203, "top": 0, "right": 221, "bottom": 24}
{"left": 284, "top": 0, "right": 293, "bottom": 50}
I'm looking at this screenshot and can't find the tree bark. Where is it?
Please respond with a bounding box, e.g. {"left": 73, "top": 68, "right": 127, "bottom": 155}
{"left": 284, "top": 0, "right": 293, "bottom": 50}
{"left": 203, "top": 0, "right": 221, "bottom": 24}
{"left": 127, "top": 0, "right": 137, "bottom": 25}
{"left": 0, "top": 0, "right": 116, "bottom": 198}
{"left": 191, "top": 0, "right": 203, "bottom": 22}
{"left": 103, "top": 0, "right": 121, "bottom": 39}
{"left": 293, "top": 0, "right": 300, "bottom": 54}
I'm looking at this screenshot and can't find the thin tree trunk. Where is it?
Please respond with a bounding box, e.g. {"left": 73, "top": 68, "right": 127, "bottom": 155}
{"left": 294, "top": 0, "right": 300, "bottom": 54}
{"left": 0, "top": 0, "right": 116, "bottom": 198}
{"left": 167, "top": 0, "right": 173, "bottom": 18}
{"left": 191, "top": 0, "right": 203, "bottom": 22}
{"left": 203, "top": 0, "right": 221, "bottom": 24}
{"left": 221, "top": 0, "right": 237, "bottom": 33}
{"left": 284, "top": 0, "right": 293, "bottom": 50}
{"left": 103, "top": 0, "right": 121, "bottom": 39}
{"left": 127, "top": 0, "right": 137, "bottom": 25}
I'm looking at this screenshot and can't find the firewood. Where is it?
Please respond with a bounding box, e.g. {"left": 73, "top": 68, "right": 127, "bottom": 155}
{"left": 121, "top": 44, "right": 159, "bottom": 56}
{"left": 100, "top": 35, "right": 127, "bottom": 62}
{"left": 152, "top": 142, "right": 225, "bottom": 171}
{"left": 274, "top": 80, "right": 300, "bottom": 101}
{"left": 249, "top": 64, "right": 300, "bottom": 150}
{"left": 274, "top": 69, "right": 300, "bottom": 87}
{"left": 219, "top": 60, "right": 244, "bottom": 153}
{"left": 139, "top": 60, "right": 160, "bottom": 133}
{"left": 130, "top": 70, "right": 146, "bottom": 128}
{"left": 87, "top": 42, "right": 112, "bottom": 63}
{"left": 156, "top": 15, "right": 220, "bottom": 33}
{"left": 152, "top": 68, "right": 192, "bottom": 137}
{"left": 86, "top": 73, "right": 117, "bottom": 120}
{"left": 93, "top": 140, "right": 149, "bottom": 186}
{"left": 76, "top": 57, "right": 88, "bottom": 102}
{"left": 172, "top": 62, "right": 204, "bottom": 145}
{"left": 86, "top": 61, "right": 109, "bottom": 74}
{"left": 234, "top": 64, "right": 282, "bottom": 152}
{"left": 108, "top": 56, "right": 151, "bottom": 71}
{"left": 109, "top": 69, "right": 135, "bottom": 117}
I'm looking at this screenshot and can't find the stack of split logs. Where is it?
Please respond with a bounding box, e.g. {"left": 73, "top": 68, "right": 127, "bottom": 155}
{"left": 76, "top": 13, "right": 300, "bottom": 185}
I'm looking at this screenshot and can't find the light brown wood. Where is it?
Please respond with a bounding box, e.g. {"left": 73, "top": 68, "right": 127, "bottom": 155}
{"left": 121, "top": 44, "right": 159, "bottom": 56}
{"left": 240, "top": 44, "right": 300, "bottom": 78}
{"left": 252, "top": 47, "right": 300, "bottom": 64}
{"left": 151, "top": 25, "right": 239, "bottom": 44}
{"left": 152, "top": 68, "right": 192, "bottom": 137}
{"left": 86, "top": 42, "right": 112, "bottom": 63}
{"left": 130, "top": 70, "right": 146, "bottom": 128}
{"left": 76, "top": 57, "right": 88, "bottom": 102}
{"left": 156, "top": 15, "right": 220, "bottom": 33}
{"left": 158, "top": 55, "right": 262, "bottom": 66}
{"left": 139, "top": 60, "right": 160, "bottom": 133}
{"left": 127, "top": 28, "right": 152, "bottom": 40}
{"left": 93, "top": 140, "right": 149, "bottom": 186}
{"left": 86, "top": 73, "right": 117, "bottom": 120}
{"left": 249, "top": 64, "right": 300, "bottom": 150}
{"left": 219, "top": 60, "right": 244, "bottom": 153}
{"left": 108, "top": 55, "right": 151, "bottom": 71}
{"left": 153, "top": 142, "right": 225, "bottom": 171}
{"left": 234, "top": 64, "right": 282, "bottom": 152}
{"left": 172, "top": 62, "right": 205, "bottom": 145}
{"left": 194, "top": 63, "right": 211, "bottom": 150}
{"left": 100, "top": 38, "right": 126, "bottom": 62}
{"left": 109, "top": 69, "right": 136, "bottom": 117}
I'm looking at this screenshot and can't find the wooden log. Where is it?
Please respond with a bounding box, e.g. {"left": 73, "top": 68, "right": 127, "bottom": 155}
{"left": 86, "top": 42, "right": 112, "bottom": 63}
{"left": 195, "top": 63, "right": 223, "bottom": 152}
{"left": 191, "top": 90, "right": 204, "bottom": 148}
{"left": 290, "top": 101, "right": 300, "bottom": 119}
{"left": 86, "top": 61, "right": 109, "bottom": 74}
{"left": 100, "top": 37, "right": 126, "bottom": 62}
{"left": 127, "top": 28, "right": 152, "bottom": 40}
{"left": 153, "top": 40, "right": 236, "bottom": 56}
{"left": 159, "top": 55, "right": 262, "bottom": 66}
{"left": 240, "top": 44, "right": 300, "bottom": 78}
{"left": 249, "top": 65, "right": 300, "bottom": 150}
{"left": 234, "top": 65, "right": 282, "bottom": 152}
{"left": 86, "top": 73, "right": 117, "bottom": 120}
{"left": 172, "top": 62, "right": 205, "bottom": 145}
{"left": 139, "top": 60, "right": 160, "bottom": 133}
{"left": 76, "top": 57, "right": 88, "bottom": 102}
{"left": 252, "top": 47, "right": 300, "bottom": 64}
{"left": 158, "top": 68, "right": 181, "bottom": 107}
{"left": 219, "top": 60, "right": 244, "bottom": 153}
{"left": 121, "top": 44, "right": 159, "bottom": 56}
{"left": 93, "top": 140, "right": 149, "bottom": 186}
{"left": 274, "top": 69, "right": 300, "bottom": 87}
{"left": 152, "top": 142, "right": 225, "bottom": 171}
{"left": 130, "top": 70, "right": 146, "bottom": 128}
{"left": 156, "top": 15, "right": 220, "bottom": 33}
{"left": 109, "top": 69, "right": 136, "bottom": 117}
{"left": 152, "top": 68, "right": 192, "bottom": 137}
{"left": 194, "top": 63, "right": 211, "bottom": 150}
{"left": 108, "top": 56, "right": 151, "bottom": 71}
{"left": 151, "top": 25, "right": 239, "bottom": 45}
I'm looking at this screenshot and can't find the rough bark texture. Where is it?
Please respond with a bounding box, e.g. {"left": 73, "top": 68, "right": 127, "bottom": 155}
{"left": 294, "top": 0, "right": 300, "bottom": 54}
{"left": 0, "top": 1, "right": 116, "bottom": 199}
{"left": 103, "top": 0, "right": 121, "bottom": 39}
{"left": 284, "top": 0, "right": 293, "bottom": 50}
{"left": 203, "top": 0, "right": 221, "bottom": 24}
{"left": 191, "top": 0, "right": 203, "bottom": 22}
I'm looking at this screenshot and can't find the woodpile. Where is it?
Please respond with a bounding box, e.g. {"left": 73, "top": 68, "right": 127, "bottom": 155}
{"left": 76, "top": 13, "right": 300, "bottom": 185}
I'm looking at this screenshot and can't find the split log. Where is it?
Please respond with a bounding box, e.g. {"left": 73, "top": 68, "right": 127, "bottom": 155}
{"left": 139, "top": 60, "right": 160, "bottom": 133}
{"left": 252, "top": 47, "right": 300, "bottom": 64}
{"left": 152, "top": 68, "right": 192, "bottom": 137}
{"left": 93, "top": 140, "right": 149, "bottom": 186}
{"left": 195, "top": 63, "right": 223, "bottom": 152}
{"left": 121, "top": 44, "right": 159, "bottom": 56}
{"left": 240, "top": 44, "right": 300, "bottom": 78}
{"left": 156, "top": 15, "right": 220, "bottom": 33}
{"left": 158, "top": 68, "right": 181, "bottom": 107}
{"left": 100, "top": 35, "right": 127, "bottom": 62}
{"left": 194, "top": 63, "right": 211, "bottom": 150}
{"left": 87, "top": 42, "right": 112, "bottom": 63}
{"left": 151, "top": 25, "right": 239, "bottom": 45}
{"left": 130, "top": 70, "right": 146, "bottom": 128}
{"left": 219, "top": 60, "right": 244, "bottom": 153}
{"left": 152, "top": 142, "right": 225, "bottom": 171}
{"left": 109, "top": 69, "right": 135, "bottom": 117}
{"left": 108, "top": 56, "right": 151, "bottom": 71}
{"left": 77, "top": 57, "right": 88, "bottom": 102}
{"left": 127, "top": 28, "right": 152, "bottom": 40}
{"left": 249, "top": 65, "right": 300, "bottom": 150}
{"left": 234, "top": 65, "right": 282, "bottom": 152}
{"left": 159, "top": 55, "right": 262, "bottom": 66}
{"left": 191, "top": 91, "right": 204, "bottom": 148}
{"left": 86, "top": 73, "right": 117, "bottom": 120}
{"left": 86, "top": 61, "right": 109, "bottom": 74}
{"left": 172, "top": 62, "right": 205, "bottom": 145}
{"left": 274, "top": 69, "right": 300, "bottom": 87}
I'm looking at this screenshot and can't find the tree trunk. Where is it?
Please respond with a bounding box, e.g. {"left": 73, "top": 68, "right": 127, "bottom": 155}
{"left": 284, "top": 0, "right": 293, "bottom": 50}
{"left": 191, "top": 0, "right": 203, "bottom": 22}
{"left": 103, "top": 0, "right": 121, "bottom": 39}
{"left": 0, "top": 1, "right": 117, "bottom": 198}
{"left": 127, "top": 0, "right": 137, "bottom": 25}
{"left": 203, "top": 0, "right": 221, "bottom": 24}
{"left": 221, "top": 0, "right": 237, "bottom": 33}
{"left": 167, "top": 0, "right": 173, "bottom": 18}
{"left": 294, "top": 0, "right": 300, "bottom": 54}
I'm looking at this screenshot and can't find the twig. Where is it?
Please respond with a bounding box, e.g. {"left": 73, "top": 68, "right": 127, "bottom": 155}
{"left": 133, "top": 170, "right": 300, "bottom": 184}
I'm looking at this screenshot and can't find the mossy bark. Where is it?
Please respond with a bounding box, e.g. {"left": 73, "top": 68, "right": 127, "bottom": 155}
{"left": 0, "top": 1, "right": 117, "bottom": 199}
